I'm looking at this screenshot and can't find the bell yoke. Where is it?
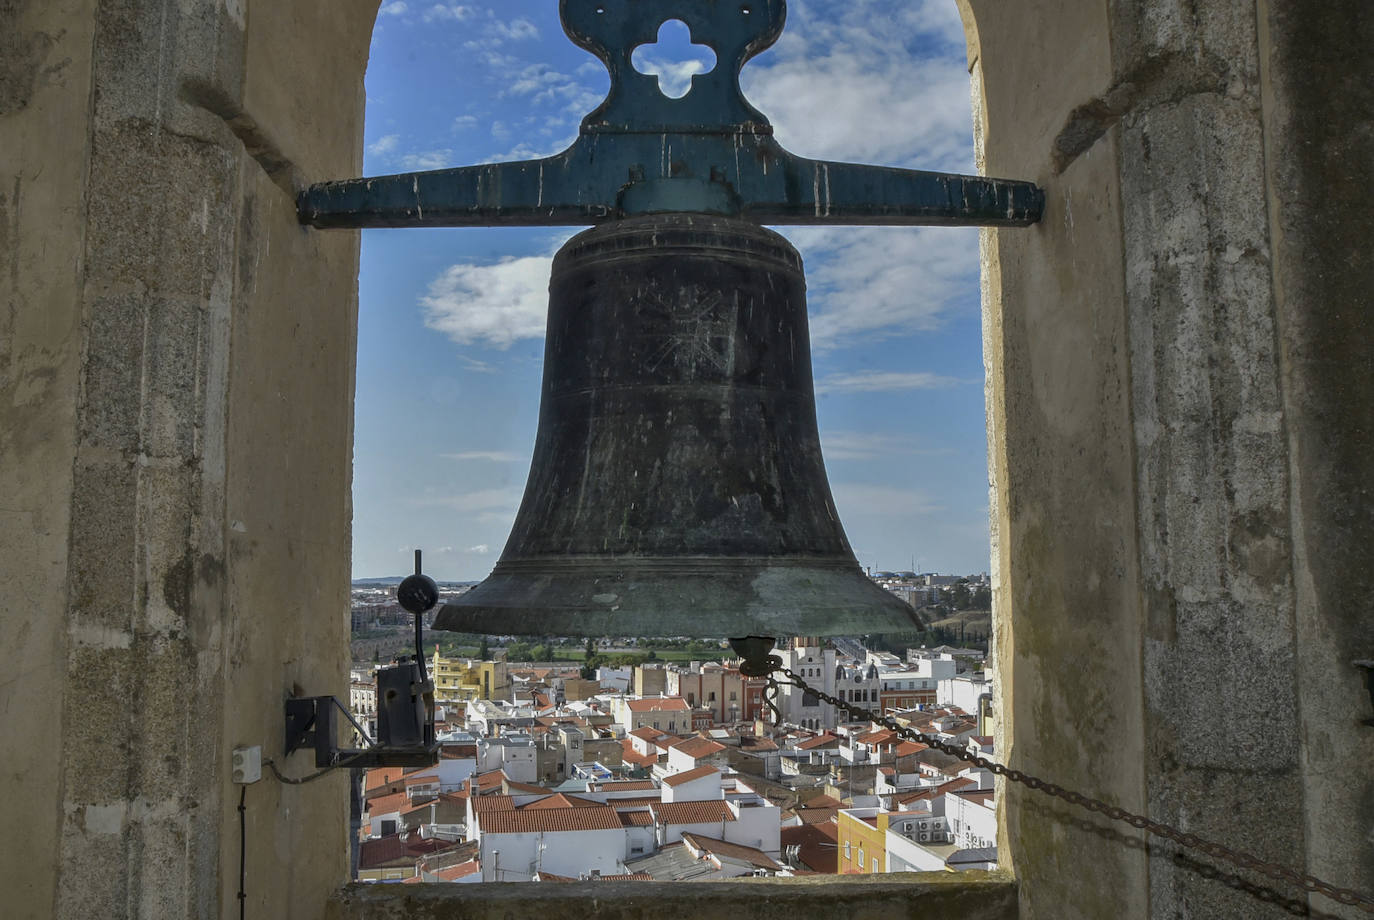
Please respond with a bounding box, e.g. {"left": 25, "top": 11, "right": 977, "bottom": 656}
{"left": 297, "top": 0, "right": 1044, "bottom": 647}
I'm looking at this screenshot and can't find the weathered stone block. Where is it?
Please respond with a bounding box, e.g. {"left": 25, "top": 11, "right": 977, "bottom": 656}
{"left": 68, "top": 458, "right": 138, "bottom": 630}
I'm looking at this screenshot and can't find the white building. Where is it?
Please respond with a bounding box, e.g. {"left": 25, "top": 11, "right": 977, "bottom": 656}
{"left": 776, "top": 641, "right": 838, "bottom": 730}
{"left": 472, "top": 804, "right": 627, "bottom": 882}
{"left": 477, "top": 734, "right": 537, "bottom": 783}
{"left": 938, "top": 673, "right": 992, "bottom": 716}
{"left": 946, "top": 788, "right": 997, "bottom": 852}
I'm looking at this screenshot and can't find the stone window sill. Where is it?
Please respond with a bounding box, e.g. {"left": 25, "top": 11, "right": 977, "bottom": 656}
{"left": 328, "top": 872, "right": 1017, "bottom": 919}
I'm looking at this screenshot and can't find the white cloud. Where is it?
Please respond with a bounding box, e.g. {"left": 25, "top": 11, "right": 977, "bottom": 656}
{"left": 452, "top": 114, "right": 479, "bottom": 132}
{"left": 421, "top": 254, "right": 552, "bottom": 348}
{"left": 814, "top": 370, "right": 963, "bottom": 395}
{"left": 434, "top": 487, "right": 523, "bottom": 513}
{"left": 366, "top": 134, "right": 400, "bottom": 157}
{"left": 786, "top": 226, "right": 979, "bottom": 347}
{"left": 489, "top": 17, "right": 538, "bottom": 42}
{"left": 466, "top": 544, "right": 491, "bottom": 555}
{"left": 831, "top": 482, "right": 940, "bottom": 517}
{"left": 378, "top": 1, "right": 408, "bottom": 16}
{"left": 820, "top": 431, "right": 952, "bottom": 461}
{"left": 442, "top": 450, "right": 525, "bottom": 463}
{"left": 742, "top": 0, "right": 975, "bottom": 173}
{"left": 423, "top": 3, "right": 474, "bottom": 22}
{"left": 399, "top": 149, "right": 454, "bottom": 170}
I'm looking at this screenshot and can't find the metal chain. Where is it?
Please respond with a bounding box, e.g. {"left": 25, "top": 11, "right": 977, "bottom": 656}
{"left": 767, "top": 666, "right": 1374, "bottom": 914}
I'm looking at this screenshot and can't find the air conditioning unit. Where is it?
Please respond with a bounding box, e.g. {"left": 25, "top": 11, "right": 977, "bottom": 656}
{"left": 919, "top": 833, "right": 931, "bottom": 842}
{"left": 919, "top": 821, "right": 928, "bottom": 829}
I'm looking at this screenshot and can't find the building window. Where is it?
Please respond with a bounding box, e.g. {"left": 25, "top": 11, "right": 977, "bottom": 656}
{"left": 871, "top": 856, "right": 879, "bottom": 873}
{"left": 844, "top": 841, "right": 851, "bottom": 860}
{"left": 858, "top": 847, "right": 865, "bottom": 867}
{"left": 729, "top": 691, "right": 737, "bottom": 700}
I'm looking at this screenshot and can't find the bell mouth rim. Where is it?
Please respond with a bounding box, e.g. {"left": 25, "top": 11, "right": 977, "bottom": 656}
{"left": 432, "top": 560, "right": 923, "bottom": 639}
{"left": 489, "top": 554, "right": 864, "bottom": 575}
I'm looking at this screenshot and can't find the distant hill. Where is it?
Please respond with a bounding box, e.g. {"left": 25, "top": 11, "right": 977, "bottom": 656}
{"left": 352, "top": 577, "right": 479, "bottom": 587}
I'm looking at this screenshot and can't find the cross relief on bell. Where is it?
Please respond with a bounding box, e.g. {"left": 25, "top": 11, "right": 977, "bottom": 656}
{"left": 299, "top": 0, "right": 1044, "bottom": 645}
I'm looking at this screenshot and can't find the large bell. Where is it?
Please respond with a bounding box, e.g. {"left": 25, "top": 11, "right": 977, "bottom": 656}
{"left": 433, "top": 214, "right": 919, "bottom": 639}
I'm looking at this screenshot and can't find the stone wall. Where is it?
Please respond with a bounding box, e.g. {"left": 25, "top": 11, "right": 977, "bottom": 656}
{"left": 0, "top": 1, "right": 379, "bottom": 918}
{"left": 2, "top": 0, "right": 1369, "bottom": 918}
{"left": 973, "top": 0, "right": 1374, "bottom": 917}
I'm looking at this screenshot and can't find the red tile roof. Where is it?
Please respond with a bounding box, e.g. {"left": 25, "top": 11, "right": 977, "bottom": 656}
{"left": 780, "top": 822, "right": 838, "bottom": 874}
{"left": 618, "top": 810, "right": 654, "bottom": 827}
{"left": 681, "top": 833, "right": 782, "bottom": 870}
{"left": 364, "top": 766, "right": 409, "bottom": 793}
{"left": 504, "top": 779, "right": 553, "bottom": 794}
{"left": 365, "top": 790, "right": 413, "bottom": 817}
{"left": 433, "top": 860, "right": 481, "bottom": 881}
{"left": 854, "top": 728, "right": 898, "bottom": 745}
{"left": 478, "top": 805, "right": 624, "bottom": 834}
{"left": 358, "top": 833, "right": 454, "bottom": 870}
{"left": 650, "top": 800, "right": 735, "bottom": 825}
{"left": 795, "top": 793, "right": 840, "bottom": 809}
{"left": 469, "top": 794, "right": 519, "bottom": 814}
{"left": 662, "top": 765, "right": 720, "bottom": 788}
{"left": 629, "top": 726, "right": 668, "bottom": 741}
{"left": 619, "top": 739, "right": 659, "bottom": 768}
{"left": 523, "top": 793, "right": 601, "bottom": 810}
{"left": 795, "top": 733, "right": 839, "bottom": 751}
{"left": 595, "top": 780, "right": 657, "bottom": 791}
{"left": 673, "top": 737, "right": 727, "bottom": 759}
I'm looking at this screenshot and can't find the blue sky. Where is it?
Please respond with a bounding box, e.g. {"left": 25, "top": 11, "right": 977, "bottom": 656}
{"left": 353, "top": 0, "right": 992, "bottom": 581}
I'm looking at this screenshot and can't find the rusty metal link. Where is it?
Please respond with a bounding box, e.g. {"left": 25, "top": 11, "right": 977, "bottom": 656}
{"left": 774, "top": 666, "right": 1374, "bottom": 914}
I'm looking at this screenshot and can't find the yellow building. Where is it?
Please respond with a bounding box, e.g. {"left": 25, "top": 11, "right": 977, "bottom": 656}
{"left": 430, "top": 651, "right": 511, "bottom": 704}
{"left": 836, "top": 807, "right": 889, "bottom": 875}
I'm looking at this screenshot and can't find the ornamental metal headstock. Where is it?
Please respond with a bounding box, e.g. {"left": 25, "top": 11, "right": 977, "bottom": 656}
{"left": 297, "top": 0, "right": 1043, "bottom": 228}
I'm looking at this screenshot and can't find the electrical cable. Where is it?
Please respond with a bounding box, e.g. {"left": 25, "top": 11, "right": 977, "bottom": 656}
{"left": 264, "top": 752, "right": 369, "bottom": 785}
{"left": 236, "top": 785, "right": 246, "bottom": 920}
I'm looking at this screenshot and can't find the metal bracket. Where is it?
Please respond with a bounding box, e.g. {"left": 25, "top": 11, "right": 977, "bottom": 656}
{"left": 298, "top": 0, "right": 1043, "bottom": 229}
{"left": 283, "top": 690, "right": 438, "bottom": 770}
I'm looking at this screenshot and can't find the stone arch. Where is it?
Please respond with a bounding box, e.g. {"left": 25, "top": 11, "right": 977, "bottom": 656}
{"left": 3, "top": 0, "right": 1372, "bottom": 918}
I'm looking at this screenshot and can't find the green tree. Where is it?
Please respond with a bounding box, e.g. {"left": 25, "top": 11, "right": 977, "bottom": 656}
{"left": 531, "top": 643, "right": 552, "bottom": 662}
{"left": 478, "top": 635, "right": 491, "bottom": 660}
{"left": 584, "top": 636, "right": 596, "bottom": 661}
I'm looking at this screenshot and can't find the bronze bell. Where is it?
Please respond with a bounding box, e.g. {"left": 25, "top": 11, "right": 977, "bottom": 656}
{"left": 433, "top": 213, "right": 919, "bottom": 639}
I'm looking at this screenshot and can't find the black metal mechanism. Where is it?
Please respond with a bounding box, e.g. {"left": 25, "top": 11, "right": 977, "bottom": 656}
{"left": 283, "top": 550, "right": 439, "bottom": 770}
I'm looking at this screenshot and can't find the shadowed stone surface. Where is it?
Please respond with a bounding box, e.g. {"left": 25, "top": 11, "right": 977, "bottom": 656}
{"left": 329, "top": 875, "right": 1019, "bottom": 920}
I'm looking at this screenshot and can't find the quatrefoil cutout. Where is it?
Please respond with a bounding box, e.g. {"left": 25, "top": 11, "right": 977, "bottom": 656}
{"left": 631, "top": 19, "right": 719, "bottom": 99}
{"left": 560, "top": 0, "right": 786, "bottom": 131}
